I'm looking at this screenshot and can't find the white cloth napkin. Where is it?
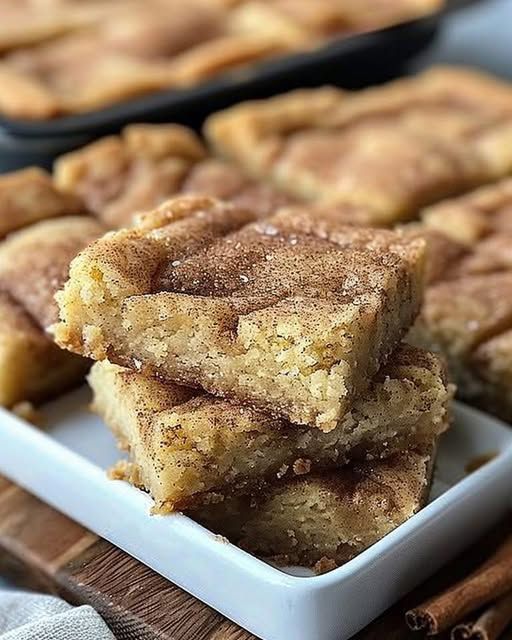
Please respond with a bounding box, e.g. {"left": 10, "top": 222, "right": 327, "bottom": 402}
{"left": 0, "top": 590, "right": 115, "bottom": 640}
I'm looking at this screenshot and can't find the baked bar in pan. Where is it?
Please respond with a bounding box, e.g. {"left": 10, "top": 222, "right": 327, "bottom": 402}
{"left": 54, "top": 124, "right": 293, "bottom": 228}
{"left": 0, "top": 215, "right": 103, "bottom": 406}
{"left": 421, "top": 177, "right": 512, "bottom": 248}
{"left": 0, "top": 167, "right": 84, "bottom": 239}
{"left": 0, "top": 0, "right": 132, "bottom": 53}
{"left": 191, "top": 445, "right": 437, "bottom": 572}
{"left": 0, "top": 0, "right": 442, "bottom": 119}
{"left": 89, "top": 343, "right": 450, "bottom": 511}
{"left": 410, "top": 178, "right": 512, "bottom": 420}
{"left": 54, "top": 196, "right": 426, "bottom": 431}
{"left": 0, "top": 0, "right": 291, "bottom": 119}
{"left": 220, "top": 0, "right": 441, "bottom": 49}
{"left": 206, "top": 67, "right": 512, "bottom": 225}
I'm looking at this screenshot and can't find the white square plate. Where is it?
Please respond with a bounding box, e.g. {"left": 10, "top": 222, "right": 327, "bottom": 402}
{"left": 0, "top": 389, "right": 511, "bottom": 640}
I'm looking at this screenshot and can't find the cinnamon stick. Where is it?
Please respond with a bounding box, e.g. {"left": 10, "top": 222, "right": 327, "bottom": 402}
{"left": 450, "top": 620, "right": 474, "bottom": 640}
{"left": 405, "top": 536, "right": 512, "bottom": 635}
{"left": 451, "top": 591, "right": 512, "bottom": 640}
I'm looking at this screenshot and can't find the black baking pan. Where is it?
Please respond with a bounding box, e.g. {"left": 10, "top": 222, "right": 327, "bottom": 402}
{"left": 0, "top": 8, "right": 445, "bottom": 171}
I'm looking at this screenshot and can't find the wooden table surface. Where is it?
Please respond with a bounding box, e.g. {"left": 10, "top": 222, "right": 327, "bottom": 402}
{"left": 0, "top": 474, "right": 511, "bottom": 640}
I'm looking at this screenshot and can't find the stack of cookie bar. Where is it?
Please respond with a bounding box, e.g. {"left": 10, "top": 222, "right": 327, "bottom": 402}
{"left": 12, "top": 64, "right": 512, "bottom": 570}
{"left": 54, "top": 195, "right": 451, "bottom": 571}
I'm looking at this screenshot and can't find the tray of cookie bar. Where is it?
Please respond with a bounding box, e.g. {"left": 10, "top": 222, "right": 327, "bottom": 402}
{"left": 1, "top": 64, "right": 512, "bottom": 640}
{"left": 0, "top": 0, "right": 445, "bottom": 135}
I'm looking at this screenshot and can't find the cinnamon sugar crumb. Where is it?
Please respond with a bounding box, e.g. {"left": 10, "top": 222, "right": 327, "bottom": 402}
{"left": 277, "top": 463, "right": 289, "bottom": 479}
{"left": 108, "top": 459, "right": 132, "bottom": 481}
{"left": 109, "top": 460, "right": 143, "bottom": 489}
{"left": 314, "top": 557, "right": 338, "bottom": 574}
{"left": 212, "top": 533, "right": 230, "bottom": 544}
{"left": 293, "top": 458, "right": 312, "bottom": 475}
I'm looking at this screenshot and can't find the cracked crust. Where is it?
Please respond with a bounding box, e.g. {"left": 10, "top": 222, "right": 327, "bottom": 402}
{"left": 54, "top": 123, "right": 294, "bottom": 228}
{"left": 89, "top": 343, "right": 451, "bottom": 510}
{"left": 55, "top": 195, "right": 426, "bottom": 430}
{"left": 206, "top": 67, "right": 512, "bottom": 224}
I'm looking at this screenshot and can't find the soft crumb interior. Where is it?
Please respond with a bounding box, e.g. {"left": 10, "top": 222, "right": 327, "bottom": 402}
{"left": 54, "top": 262, "right": 120, "bottom": 359}
{"left": 119, "top": 286, "right": 419, "bottom": 431}
{"left": 90, "top": 347, "right": 449, "bottom": 511}
{"left": 56, "top": 202, "right": 424, "bottom": 430}
{"left": 54, "top": 230, "right": 164, "bottom": 360}
{"left": 122, "top": 296, "right": 359, "bottom": 430}
{"left": 192, "top": 448, "right": 433, "bottom": 569}
{"left": 234, "top": 311, "right": 355, "bottom": 428}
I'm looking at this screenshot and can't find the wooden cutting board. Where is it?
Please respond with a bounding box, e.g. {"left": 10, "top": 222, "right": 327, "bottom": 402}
{"left": 0, "top": 474, "right": 510, "bottom": 640}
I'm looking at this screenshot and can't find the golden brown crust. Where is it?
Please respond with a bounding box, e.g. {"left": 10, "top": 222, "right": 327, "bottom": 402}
{"left": 407, "top": 227, "right": 467, "bottom": 285}
{"left": 0, "top": 167, "right": 85, "bottom": 238}
{"left": 206, "top": 87, "right": 346, "bottom": 174}
{"left": 0, "top": 291, "right": 90, "bottom": 407}
{"left": 468, "top": 329, "right": 512, "bottom": 419}
{"left": 54, "top": 124, "right": 207, "bottom": 227}
{"left": 54, "top": 123, "right": 293, "bottom": 228}
{"left": 0, "top": 2, "right": 226, "bottom": 118}
{"left": 411, "top": 272, "right": 512, "bottom": 418}
{"left": 0, "top": 0, "right": 144, "bottom": 53}
{"left": 416, "top": 273, "right": 512, "bottom": 356}
{"left": 227, "top": 0, "right": 442, "bottom": 45}
{"left": 411, "top": 178, "right": 512, "bottom": 420}
{"left": 55, "top": 195, "right": 425, "bottom": 430}
{"left": 206, "top": 67, "right": 512, "bottom": 224}
{"left": 421, "top": 178, "right": 512, "bottom": 245}
{"left": 0, "top": 215, "right": 103, "bottom": 407}
{"left": 89, "top": 343, "right": 450, "bottom": 510}
{"left": 0, "top": 9, "right": 251, "bottom": 118}
{"left": 0, "top": 216, "right": 104, "bottom": 329}
{"left": 0, "top": 64, "right": 61, "bottom": 119}
{"left": 180, "top": 158, "right": 294, "bottom": 214}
